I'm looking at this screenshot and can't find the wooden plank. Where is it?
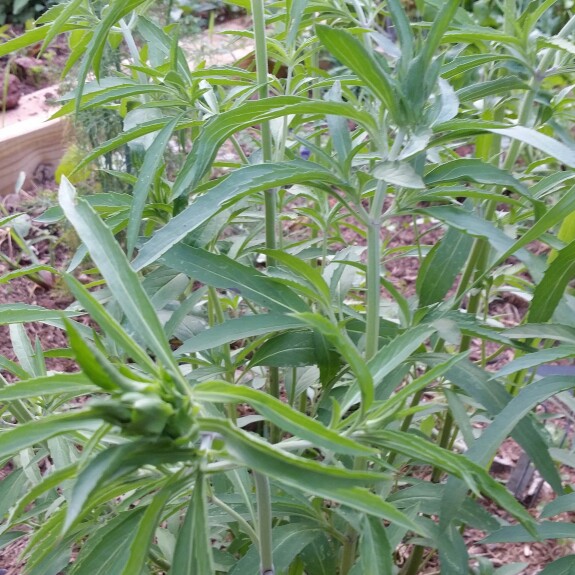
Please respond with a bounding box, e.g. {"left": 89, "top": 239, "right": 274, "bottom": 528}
{"left": 0, "top": 86, "right": 66, "bottom": 196}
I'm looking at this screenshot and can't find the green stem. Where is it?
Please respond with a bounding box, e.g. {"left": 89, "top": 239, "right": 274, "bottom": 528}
{"left": 252, "top": 0, "right": 281, "bottom": 443}
{"left": 365, "top": 180, "right": 387, "bottom": 360}
{"left": 119, "top": 18, "right": 147, "bottom": 89}
{"left": 254, "top": 472, "right": 274, "bottom": 575}
{"left": 400, "top": 546, "right": 425, "bottom": 575}
{"left": 211, "top": 494, "right": 259, "bottom": 545}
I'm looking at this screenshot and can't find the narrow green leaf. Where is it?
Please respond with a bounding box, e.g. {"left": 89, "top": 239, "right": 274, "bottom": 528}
{"left": 294, "top": 313, "right": 374, "bottom": 416}
{"left": 492, "top": 346, "right": 575, "bottom": 379}
{"left": 171, "top": 97, "right": 377, "bottom": 197}
{"left": 0, "top": 531, "right": 27, "bottom": 551}
{"left": 230, "top": 523, "right": 320, "bottom": 575}
{"left": 369, "top": 325, "right": 436, "bottom": 387}
{"left": 505, "top": 324, "right": 575, "bottom": 344}
{"left": 161, "top": 244, "right": 308, "bottom": 313}
{"left": 200, "top": 419, "right": 424, "bottom": 535}
{"left": 126, "top": 116, "right": 180, "bottom": 257}
{"left": 10, "top": 464, "right": 79, "bottom": 521}
{"left": 69, "top": 509, "right": 146, "bottom": 575}
{"left": 541, "top": 493, "right": 575, "bottom": 519}
{"left": 372, "top": 431, "right": 535, "bottom": 532}
{"left": 360, "top": 516, "right": 393, "bottom": 575}
{"left": 489, "top": 126, "right": 575, "bottom": 168}
{"left": 0, "top": 265, "right": 58, "bottom": 285}
{"left": 0, "top": 304, "right": 78, "bottom": 324}
{"left": 260, "top": 249, "right": 332, "bottom": 306}
{"left": 529, "top": 239, "right": 575, "bottom": 323}
{"left": 176, "top": 314, "right": 305, "bottom": 355}
{"left": 75, "top": 0, "right": 149, "bottom": 107}
{"left": 483, "top": 522, "right": 575, "bottom": 543}
{"left": 425, "top": 159, "right": 533, "bottom": 200}
{"left": 122, "top": 478, "right": 179, "bottom": 575}
{"left": 0, "top": 24, "right": 81, "bottom": 58}
{"left": 194, "top": 381, "right": 373, "bottom": 455}
{"left": 537, "top": 556, "right": 575, "bottom": 575}
{"left": 58, "top": 178, "right": 180, "bottom": 374}
{"left": 171, "top": 473, "right": 214, "bottom": 575}
{"left": 417, "top": 226, "right": 474, "bottom": 307}
{"left": 316, "top": 25, "right": 400, "bottom": 121}
{"left": 0, "top": 412, "right": 98, "bottom": 460}
{"left": 386, "top": 0, "right": 414, "bottom": 66}
{"left": 250, "top": 331, "right": 331, "bottom": 367}
{"left": 64, "top": 275, "right": 157, "bottom": 372}
{"left": 134, "top": 160, "right": 347, "bottom": 270}
{"left": 492, "top": 185, "right": 575, "bottom": 268}
{"left": 40, "top": 0, "right": 85, "bottom": 53}
{"left": 420, "top": 0, "right": 459, "bottom": 68}
{"left": 0, "top": 373, "right": 94, "bottom": 401}
{"left": 456, "top": 76, "right": 528, "bottom": 102}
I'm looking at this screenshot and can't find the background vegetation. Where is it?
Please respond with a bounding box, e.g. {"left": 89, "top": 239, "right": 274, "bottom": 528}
{"left": 0, "top": 0, "right": 575, "bottom": 574}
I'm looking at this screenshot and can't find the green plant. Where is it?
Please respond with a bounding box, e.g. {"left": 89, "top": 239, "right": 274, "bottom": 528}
{"left": 1, "top": 1, "right": 575, "bottom": 574}
{"left": 0, "top": 0, "right": 61, "bottom": 25}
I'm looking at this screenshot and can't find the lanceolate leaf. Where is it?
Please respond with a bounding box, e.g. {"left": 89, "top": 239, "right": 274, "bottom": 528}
{"left": 171, "top": 473, "right": 214, "bottom": 575}
{"left": 65, "top": 442, "right": 198, "bottom": 533}
{"left": 63, "top": 274, "right": 157, "bottom": 371}
{"left": 372, "top": 431, "right": 535, "bottom": 532}
{"left": 294, "top": 313, "right": 374, "bottom": 416}
{"left": 490, "top": 127, "right": 575, "bottom": 169}
{"left": 122, "top": 478, "right": 181, "bottom": 575}
{"left": 417, "top": 225, "right": 474, "bottom": 307}
{"left": 468, "top": 375, "right": 575, "bottom": 469}
{"left": 230, "top": 523, "right": 321, "bottom": 575}
{"left": 424, "top": 159, "right": 532, "bottom": 199}
{"left": 316, "top": 25, "right": 400, "bottom": 121}
{"left": 0, "top": 412, "right": 99, "bottom": 460}
{"left": 426, "top": 356, "right": 563, "bottom": 493}
{"left": 59, "top": 179, "right": 181, "bottom": 376}
{"left": 537, "top": 556, "right": 575, "bottom": 575}
{"left": 483, "top": 522, "right": 575, "bottom": 544}
{"left": 541, "top": 493, "right": 575, "bottom": 519}
{"left": 492, "top": 346, "right": 575, "bottom": 379}
{"left": 200, "top": 419, "right": 424, "bottom": 534}
{"left": 492, "top": 186, "right": 575, "bottom": 267}
{"left": 0, "top": 304, "right": 78, "bottom": 325}
{"left": 75, "top": 0, "right": 151, "bottom": 107}
{"left": 360, "top": 516, "right": 393, "bottom": 575}
{"left": 176, "top": 314, "right": 305, "bottom": 355}
{"left": 134, "top": 160, "right": 347, "bottom": 269}
{"left": 505, "top": 324, "right": 575, "bottom": 344}
{"left": 161, "top": 244, "right": 308, "bottom": 313}
{"left": 529, "top": 239, "right": 575, "bottom": 323}
{"left": 126, "top": 115, "right": 181, "bottom": 258}
{"left": 69, "top": 509, "right": 146, "bottom": 575}
{"left": 171, "top": 97, "right": 377, "bottom": 197}
{"left": 420, "top": 0, "right": 459, "bottom": 68}
{"left": 0, "top": 373, "right": 94, "bottom": 401}
{"left": 194, "top": 381, "right": 374, "bottom": 455}
{"left": 250, "top": 331, "right": 332, "bottom": 367}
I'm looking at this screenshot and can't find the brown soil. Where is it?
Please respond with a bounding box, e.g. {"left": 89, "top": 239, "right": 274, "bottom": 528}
{"left": 0, "top": 28, "right": 69, "bottom": 101}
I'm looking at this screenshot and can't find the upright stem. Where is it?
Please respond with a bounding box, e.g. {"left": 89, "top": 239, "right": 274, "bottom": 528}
{"left": 254, "top": 472, "right": 274, "bottom": 575}
{"left": 251, "top": 4, "right": 276, "bottom": 574}
{"left": 119, "top": 18, "right": 148, "bottom": 89}
{"left": 364, "top": 128, "right": 405, "bottom": 360}
{"left": 365, "top": 180, "right": 387, "bottom": 360}
{"left": 251, "top": 0, "right": 280, "bottom": 444}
